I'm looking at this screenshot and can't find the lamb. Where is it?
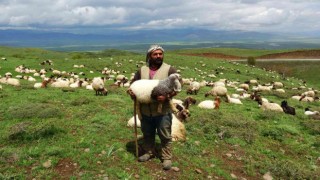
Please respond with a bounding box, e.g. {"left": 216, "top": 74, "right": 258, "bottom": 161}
{"left": 92, "top": 77, "right": 108, "bottom": 96}
{"left": 281, "top": 100, "right": 296, "bottom": 115}
{"left": 129, "top": 73, "right": 182, "bottom": 117}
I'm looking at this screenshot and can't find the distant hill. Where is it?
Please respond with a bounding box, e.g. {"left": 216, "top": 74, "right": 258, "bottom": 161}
{"left": 1, "top": 29, "right": 320, "bottom": 51}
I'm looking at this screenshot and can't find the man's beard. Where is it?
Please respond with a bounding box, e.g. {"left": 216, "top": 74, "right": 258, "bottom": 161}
{"left": 149, "top": 57, "right": 163, "bottom": 66}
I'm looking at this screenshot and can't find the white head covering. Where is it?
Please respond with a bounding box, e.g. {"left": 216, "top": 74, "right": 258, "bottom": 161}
{"left": 147, "top": 44, "right": 164, "bottom": 54}
{"left": 146, "top": 45, "right": 164, "bottom": 65}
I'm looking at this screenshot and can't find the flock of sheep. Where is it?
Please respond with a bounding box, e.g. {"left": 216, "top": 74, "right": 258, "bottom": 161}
{"left": 1, "top": 56, "right": 320, "bottom": 142}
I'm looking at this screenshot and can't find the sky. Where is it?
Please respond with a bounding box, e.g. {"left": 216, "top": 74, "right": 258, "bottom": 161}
{"left": 1, "top": 0, "right": 320, "bottom": 35}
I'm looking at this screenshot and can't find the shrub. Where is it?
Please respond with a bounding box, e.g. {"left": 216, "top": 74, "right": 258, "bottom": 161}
{"left": 247, "top": 56, "right": 256, "bottom": 66}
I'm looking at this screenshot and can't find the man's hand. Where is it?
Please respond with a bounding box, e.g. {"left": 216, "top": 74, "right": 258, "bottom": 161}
{"left": 157, "top": 95, "right": 167, "bottom": 103}
{"left": 170, "top": 91, "right": 177, "bottom": 97}
{"left": 127, "top": 88, "right": 136, "bottom": 100}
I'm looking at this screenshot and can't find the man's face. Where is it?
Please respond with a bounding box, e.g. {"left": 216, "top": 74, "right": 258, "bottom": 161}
{"left": 149, "top": 49, "right": 164, "bottom": 65}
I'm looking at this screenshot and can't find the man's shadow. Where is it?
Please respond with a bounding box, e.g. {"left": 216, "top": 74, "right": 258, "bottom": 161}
{"left": 125, "top": 138, "right": 162, "bottom": 159}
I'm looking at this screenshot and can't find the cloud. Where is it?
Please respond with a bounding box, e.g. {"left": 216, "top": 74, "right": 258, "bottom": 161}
{"left": 0, "top": 0, "right": 319, "bottom": 34}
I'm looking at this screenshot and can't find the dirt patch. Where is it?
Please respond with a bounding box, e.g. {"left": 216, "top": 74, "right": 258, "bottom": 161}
{"left": 54, "top": 158, "right": 78, "bottom": 179}
{"left": 213, "top": 144, "right": 259, "bottom": 180}
{"left": 182, "top": 52, "right": 243, "bottom": 60}
{"left": 258, "top": 50, "right": 320, "bottom": 59}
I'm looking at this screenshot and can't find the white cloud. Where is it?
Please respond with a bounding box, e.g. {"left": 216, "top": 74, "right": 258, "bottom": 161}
{"left": 0, "top": 0, "right": 319, "bottom": 34}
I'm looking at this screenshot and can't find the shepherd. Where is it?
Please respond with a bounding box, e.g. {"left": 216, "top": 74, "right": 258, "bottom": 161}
{"left": 127, "top": 44, "right": 179, "bottom": 170}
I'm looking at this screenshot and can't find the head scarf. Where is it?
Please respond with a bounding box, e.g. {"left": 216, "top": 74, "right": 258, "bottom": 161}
{"left": 146, "top": 45, "right": 164, "bottom": 65}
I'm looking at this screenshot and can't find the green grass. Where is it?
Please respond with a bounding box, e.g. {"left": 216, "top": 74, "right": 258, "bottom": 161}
{"left": 0, "top": 46, "right": 319, "bottom": 179}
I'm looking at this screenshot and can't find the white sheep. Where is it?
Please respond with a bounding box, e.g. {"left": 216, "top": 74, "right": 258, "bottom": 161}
{"left": 129, "top": 73, "right": 182, "bottom": 116}
{"left": 198, "top": 97, "right": 221, "bottom": 109}
{"left": 92, "top": 77, "right": 108, "bottom": 95}
{"left": 302, "top": 90, "right": 316, "bottom": 97}
{"left": 273, "top": 81, "right": 284, "bottom": 88}
{"left": 304, "top": 108, "right": 320, "bottom": 116}
{"left": 127, "top": 115, "right": 141, "bottom": 127}
{"left": 205, "top": 86, "right": 228, "bottom": 102}
{"left": 239, "top": 83, "right": 249, "bottom": 91}
{"left": 50, "top": 79, "right": 70, "bottom": 88}
{"left": 226, "top": 95, "right": 243, "bottom": 104}
{"left": 259, "top": 101, "right": 283, "bottom": 112}
{"left": 3, "top": 78, "right": 20, "bottom": 87}
{"left": 127, "top": 107, "right": 190, "bottom": 142}
{"left": 186, "top": 81, "right": 200, "bottom": 95}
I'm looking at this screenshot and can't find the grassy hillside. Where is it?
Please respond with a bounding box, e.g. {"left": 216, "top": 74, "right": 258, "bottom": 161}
{"left": 0, "top": 46, "right": 319, "bottom": 179}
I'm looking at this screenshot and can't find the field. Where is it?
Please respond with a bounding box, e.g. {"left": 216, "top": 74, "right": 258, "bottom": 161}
{"left": 0, "top": 46, "right": 319, "bottom": 179}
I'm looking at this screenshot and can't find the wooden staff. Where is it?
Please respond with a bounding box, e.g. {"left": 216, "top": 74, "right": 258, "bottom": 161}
{"left": 133, "top": 98, "right": 139, "bottom": 159}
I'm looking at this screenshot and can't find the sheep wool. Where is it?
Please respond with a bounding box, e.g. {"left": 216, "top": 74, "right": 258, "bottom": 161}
{"left": 130, "top": 73, "right": 182, "bottom": 104}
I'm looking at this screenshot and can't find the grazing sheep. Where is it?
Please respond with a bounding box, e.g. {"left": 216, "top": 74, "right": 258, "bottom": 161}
{"left": 273, "top": 81, "right": 284, "bottom": 88}
{"left": 92, "top": 77, "right": 108, "bottom": 96}
{"left": 205, "top": 86, "right": 228, "bottom": 102}
{"left": 182, "top": 96, "right": 197, "bottom": 109}
{"left": 129, "top": 73, "right": 182, "bottom": 116}
{"left": 281, "top": 100, "right": 296, "bottom": 115}
{"left": 186, "top": 81, "right": 200, "bottom": 95}
{"left": 172, "top": 96, "right": 196, "bottom": 110}
{"left": 239, "top": 83, "right": 249, "bottom": 91}
{"left": 250, "top": 92, "right": 269, "bottom": 104}
{"left": 115, "top": 74, "right": 129, "bottom": 87}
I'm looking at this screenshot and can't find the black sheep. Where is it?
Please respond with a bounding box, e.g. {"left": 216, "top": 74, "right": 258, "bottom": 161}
{"left": 281, "top": 100, "right": 296, "bottom": 115}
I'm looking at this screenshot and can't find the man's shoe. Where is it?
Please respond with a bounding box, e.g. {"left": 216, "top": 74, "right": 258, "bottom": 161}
{"left": 138, "top": 153, "right": 151, "bottom": 162}
{"left": 162, "top": 160, "right": 172, "bottom": 170}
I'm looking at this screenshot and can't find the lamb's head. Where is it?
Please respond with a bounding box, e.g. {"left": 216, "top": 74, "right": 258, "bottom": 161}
{"left": 168, "top": 73, "right": 182, "bottom": 92}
